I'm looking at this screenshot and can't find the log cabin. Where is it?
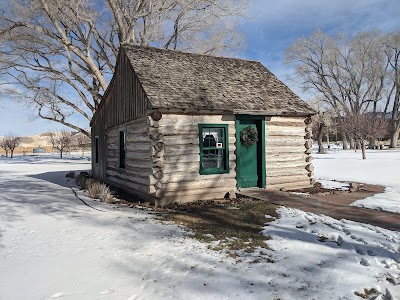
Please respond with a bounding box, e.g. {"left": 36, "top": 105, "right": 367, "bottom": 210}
{"left": 90, "top": 45, "right": 315, "bottom": 206}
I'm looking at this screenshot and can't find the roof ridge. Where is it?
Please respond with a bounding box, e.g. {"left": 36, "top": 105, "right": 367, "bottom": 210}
{"left": 121, "top": 44, "right": 262, "bottom": 64}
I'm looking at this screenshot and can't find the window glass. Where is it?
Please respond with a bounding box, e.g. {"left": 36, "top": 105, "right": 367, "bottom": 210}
{"left": 119, "top": 130, "right": 126, "bottom": 169}
{"left": 199, "top": 125, "right": 229, "bottom": 174}
{"left": 95, "top": 136, "right": 99, "bottom": 164}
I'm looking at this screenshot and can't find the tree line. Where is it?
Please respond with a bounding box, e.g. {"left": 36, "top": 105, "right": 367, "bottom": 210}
{"left": 286, "top": 29, "right": 400, "bottom": 157}
{"left": 0, "top": 133, "right": 21, "bottom": 158}
{"left": 0, "top": 131, "right": 90, "bottom": 158}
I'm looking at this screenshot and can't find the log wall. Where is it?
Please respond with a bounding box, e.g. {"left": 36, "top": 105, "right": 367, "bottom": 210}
{"left": 105, "top": 117, "right": 154, "bottom": 197}
{"left": 265, "top": 116, "right": 313, "bottom": 189}
{"left": 153, "top": 114, "right": 237, "bottom": 205}
{"left": 92, "top": 49, "right": 152, "bottom": 181}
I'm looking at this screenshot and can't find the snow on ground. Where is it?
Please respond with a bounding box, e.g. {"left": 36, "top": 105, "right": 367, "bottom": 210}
{"left": 0, "top": 154, "right": 399, "bottom": 299}
{"left": 313, "top": 149, "right": 400, "bottom": 214}
{"left": 319, "top": 179, "right": 349, "bottom": 190}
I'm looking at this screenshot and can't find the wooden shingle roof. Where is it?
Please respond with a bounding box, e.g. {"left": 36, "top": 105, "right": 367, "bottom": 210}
{"left": 123, "top": 45, "right": 314, "bottom": 115}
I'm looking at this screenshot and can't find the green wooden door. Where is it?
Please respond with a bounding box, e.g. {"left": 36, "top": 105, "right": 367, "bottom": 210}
{"left": 236, "top": 117, "right": 266, "bottom": 189}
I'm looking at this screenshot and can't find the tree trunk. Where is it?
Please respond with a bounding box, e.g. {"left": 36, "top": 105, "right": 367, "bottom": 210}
{"left": 350, "top": 137, "right": 355, "bottom": 150}
{"left": 341, "top": 132, "right": 349, "bottom": 150}
{"left": 389, "top": 123, "right": 400, "bottom": 148}
{"left": 326, "top": 131, "right": 330, "bottom": 145}
{"left": 361, "top": 140, "right": 366, "bottom": 160}
{"left": 60, "top": 149, "right": 63, "bottom": 159}
{"left": 10, "top": 150, "right": 14, "bottom": 158}
{"left": 317, "top": 124, "right": 325, "bottom": 154}
{"left": 368, "top": 137, "right": 377, "bottom": 149}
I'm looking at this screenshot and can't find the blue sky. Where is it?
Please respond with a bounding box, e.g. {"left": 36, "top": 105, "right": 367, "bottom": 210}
{"left": 1, "top": 0, "right": 400, "bottom": 136}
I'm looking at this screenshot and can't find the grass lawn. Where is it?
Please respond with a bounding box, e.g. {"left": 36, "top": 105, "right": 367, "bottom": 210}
{"left": 162, "top": 199, "right": 278, "bottom": 259}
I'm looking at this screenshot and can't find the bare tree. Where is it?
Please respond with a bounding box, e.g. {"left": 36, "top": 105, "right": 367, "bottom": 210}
{"left": 286, "top": 30, "right": 389, "bottom": 149}
{"left": 49, "top": 131, "right": 73, "bottom": 158}
{"left": 383, "top": 32, "right": 400, "bottom": 148}
{"left": 0, "top": 0, "right": 248, "bottom": 137}
{"left": 308, "top": 97, "right": 336, "bottom": 153}
{"left": 339, "top": 114, "right": 389, "bottom": 159}
{"left": 0, "top": 136, "right": 10, "bottom": 157}
{"left": 73, "top": 132, "right": 91, "bottom": 156}
{"left": 311, "top": 112, "right": 334, "bottom": 154}
{"left": 1, "top": 133, "right": 21, "bottom": 158}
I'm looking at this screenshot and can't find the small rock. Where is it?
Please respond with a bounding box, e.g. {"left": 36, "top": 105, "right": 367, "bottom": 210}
{"left": 66, "top": 171, "right": 75, "bottom": 178}
{"left": 279, "top": 187, "right": 287, "bottom": 192}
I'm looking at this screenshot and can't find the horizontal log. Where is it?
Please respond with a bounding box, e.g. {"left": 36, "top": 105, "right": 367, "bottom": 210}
{"left": 266, "top": 141, "right": 305, "bottom": 147}
{"left": 162, "top": 161, "right": 199, "bottom": 174}
{"left": 266, "top": 121, "right": 305, "bottom": 127}
{"left": 161, "top": 179, "right": 237, "bottom": 192}
{"left": 266, "top": 146, "right": 306, "bottom": 154}
{"left": 266, "top": 153, "right": 307, "bottom": 162}
{"left": 267, "top": 180, "right": 312, "bottom": 190}
{"left": 160, "top": 188, "right": 234, "bottom": 203}
{"left": 158, "top": 124, "right": 236, "bottom": 135}
{"left": 107, "top": 176, "right": 155, "bottom": 194}
{"left": 126, "top": 134, "right": 151, "bottom": 143}
{"left": 267, "top": 174, "right": 310, "bottom": 185}
{"left": 163, "top": 135, "right": 235, "bottom": 146}
{"left": 159, "top": 114, "right": 235, "bottom": 126}
{"left": 162, "top": 164, "right": 237, "bottom": 175}
{"left": 266, "top": 158, "right": 306, "bottom": 169}
{"left": 107, "top": 144, "right": 119, "bottom": 151}
{"left": 125, "top": 151, "right": 152, "bottom": 160}
{"left": 107, "top": 170, "right": 150, "bottom": 186}
{"left": 266, "top": 127, "right": 306, "bottom": 137}
{"left": 126, "top": 124, "right": 148, "bottom": 135}
{"left": 126, "top": 143, "right": 152, "bottom": 152}
{"left": 267, "top": 116, "right": 305, "bottom": 123}
{"left": 126, "top": 160, "right": 153, "bottom": 169}
{"left": 266, "top": 135, "right": 305, "bottom": 142}
{"left": 108, "top": 149, "right": 118, "bottom": 157}
{"left": 161, "top": 172, "right": 236, "bottom": 184}
{"left": 266, "top": 168, "right": 308, "bottom": 177}
{"left": 164, "top": 144, "right": 236, "bottom": 156}
{"left": 164, "top": 153, "right": 236, "bottom": 164}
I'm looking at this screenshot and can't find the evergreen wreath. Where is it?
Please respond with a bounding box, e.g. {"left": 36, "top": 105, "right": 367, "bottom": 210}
{"left": 240, "top": 126, "right": 259, "bottom": 147}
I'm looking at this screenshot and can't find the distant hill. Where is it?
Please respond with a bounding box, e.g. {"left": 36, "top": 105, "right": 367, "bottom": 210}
{"left": 0, "top": 131, "right": 90, "bottom": 155}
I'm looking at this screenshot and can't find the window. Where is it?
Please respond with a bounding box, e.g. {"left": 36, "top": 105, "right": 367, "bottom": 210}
{"left": 198, "top": 124, "right": 229, "bottom": 175}
{"left": 95, "top": 136, "right": 99, "bottom": 164}
{"left": 119, "top": 129, "right": 126, "bottom": 169}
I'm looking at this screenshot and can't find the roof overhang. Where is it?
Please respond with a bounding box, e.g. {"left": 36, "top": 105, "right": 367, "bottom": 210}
{"left": 233, "top": 110, "right": 315, "bottom": 117}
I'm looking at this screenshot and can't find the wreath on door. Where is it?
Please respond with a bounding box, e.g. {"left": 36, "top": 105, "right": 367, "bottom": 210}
{"left": 240, "top": 126, "right": 259, "bottom": 147}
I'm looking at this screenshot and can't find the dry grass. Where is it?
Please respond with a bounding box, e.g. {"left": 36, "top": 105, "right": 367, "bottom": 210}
{"left": 163, "top": 199, "right": 278, "bottom": 259}
{"left": 85, "top": 178, "right": 115, "bottom": 203}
